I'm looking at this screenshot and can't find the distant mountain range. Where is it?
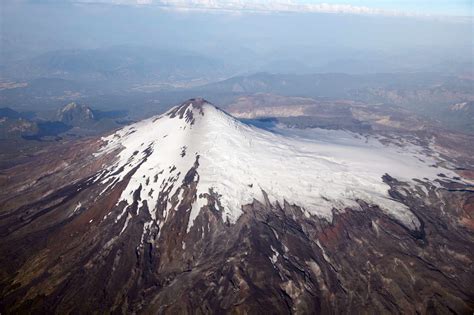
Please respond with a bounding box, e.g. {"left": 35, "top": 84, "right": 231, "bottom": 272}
{"left": 2, "top": 46, "right": 230, "bottom": 84}
{"left": 197, "top": 72, "right": 474, "bottom": 133}
{"left": 1, "top": 71, "right": 473, "bottom": 134}
{"left": 0, "top": 102, "right": 130, "bottom": 142}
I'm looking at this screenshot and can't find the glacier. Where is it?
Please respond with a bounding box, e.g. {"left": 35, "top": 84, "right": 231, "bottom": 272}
{"left": 95, "top": 99, "right": 458, "bottom": 233}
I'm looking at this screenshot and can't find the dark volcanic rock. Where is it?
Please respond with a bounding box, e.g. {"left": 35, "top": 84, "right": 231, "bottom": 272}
{"left": 0, "top": 141, "right": 473, "bottom": 314}
{"left": 167, "top": 98, "right": 208, "bottom": 125}
{"left": 57, "top": 102, "right": 95, "bottom": 126}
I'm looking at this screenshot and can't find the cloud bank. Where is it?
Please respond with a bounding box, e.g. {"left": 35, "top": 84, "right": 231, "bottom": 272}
{"left": 71, "top": 0, "right": 422, "bottom": 16}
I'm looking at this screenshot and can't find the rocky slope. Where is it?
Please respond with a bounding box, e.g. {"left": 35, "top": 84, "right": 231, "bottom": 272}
{"left": 0, "top": 99, "right": 473, "bottom": 314}
{"left": 57, "top": 102, "right": 95, "bottom": 126}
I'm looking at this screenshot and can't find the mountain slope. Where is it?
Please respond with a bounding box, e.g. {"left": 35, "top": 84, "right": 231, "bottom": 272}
{"left": 57, "top": 102, "right": 95, "bottom": 125}
{"left": 0, "top": 99, "right": 473, "bottom": 314}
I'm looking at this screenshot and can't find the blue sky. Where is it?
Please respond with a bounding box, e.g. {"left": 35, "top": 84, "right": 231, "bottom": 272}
{"left": 2, "top": 0, "right": 471, "bottom": 72}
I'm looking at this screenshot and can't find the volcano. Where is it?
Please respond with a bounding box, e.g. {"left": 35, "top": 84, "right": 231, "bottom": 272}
{"left": 1, "top": 98, "right": 473, "bottom": 314}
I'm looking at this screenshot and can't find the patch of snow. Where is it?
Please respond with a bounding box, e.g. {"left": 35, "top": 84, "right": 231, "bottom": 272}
{"left": 316, "top": 240, "right": 332, "bottom": 264}
{"left": 102, "top": 212, "right": 111, "bottom": 221}
{"left": 270, "top": 245, "right": 279, "bottom": 265}
{"left": 372, "top": 219, "right": 380, "bottom": 236}
{"left": 140, "top": 220, "right": 153, "bottom": 245}
{"left": 418, "top": 185, "right": 429, "bottom": 196}
{"left": 73, "top": 202, "right": 82, "bottom": 213}
{"left": 119, "top": 213, "right": 132, "bottom": 235}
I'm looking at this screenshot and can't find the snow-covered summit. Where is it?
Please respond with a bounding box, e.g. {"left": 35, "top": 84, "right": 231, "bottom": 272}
{"left": 96, "top": 98, "right": 456, "bottom": 233}
{"left": 166, "top": 98, "right": 208, "bottom": 124}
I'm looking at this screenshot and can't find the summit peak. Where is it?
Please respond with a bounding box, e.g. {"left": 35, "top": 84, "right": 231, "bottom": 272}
{"left": 182, "top": 97, "right": 211, "bottom": 108}
{"left": 166, "top": 98, "right": 218, "bottom": 125}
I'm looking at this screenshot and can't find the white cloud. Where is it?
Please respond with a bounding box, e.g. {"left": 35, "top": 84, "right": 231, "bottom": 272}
{"left": 72, "top": 0, "right": 423, "bottom": 16}
{"left": 159, "top": 0, "right": 411, "bottom": 16}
